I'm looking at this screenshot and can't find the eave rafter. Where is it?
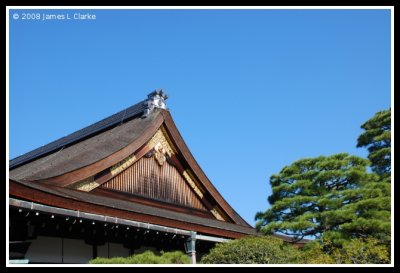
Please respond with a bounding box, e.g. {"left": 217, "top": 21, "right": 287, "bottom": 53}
{"left": 9, "top": 180, "right": 256, "bottom": 239}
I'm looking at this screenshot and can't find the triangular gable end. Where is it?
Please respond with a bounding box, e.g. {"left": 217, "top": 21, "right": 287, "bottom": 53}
{"left": 68, "top": 125, "right": 228, "bottom": 222}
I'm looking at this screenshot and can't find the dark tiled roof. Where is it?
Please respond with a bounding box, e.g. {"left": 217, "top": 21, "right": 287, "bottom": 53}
{"left": 10, "top": 100, "right": 147, "bottom": 169}
{"left": 9, "top": 109, "right": 161, "bottom": 181}
{"left": 12, "top": 179, "right": 257, "bottom": 236}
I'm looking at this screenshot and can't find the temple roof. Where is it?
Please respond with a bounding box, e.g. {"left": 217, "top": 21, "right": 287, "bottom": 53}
{"left": 9, "top": 91, "right": 254, "bottom": 238}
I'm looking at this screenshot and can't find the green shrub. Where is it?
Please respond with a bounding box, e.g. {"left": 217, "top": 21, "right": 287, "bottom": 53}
{"left": 301, "top": 238, "right": 390, "bottom": 264}
{"left": 160, "top": 250, "right": 191, "bottom": 264}
{"left": 299, "top": 241, "right": 335, "bottom": 264}
{"left": 89, "top": 250, "right": 190, "bottom": 264}
{"left": 200, "top": 236, "right": 301, "bottom": 264}
{"left": 89, "top": 256, "right": 131, "bottom": 264}
{"left": 129, "top": 250, "right": 167, "bottom": 264}
{"left": 330, "top": 238, "right": 390, "bottom": 264}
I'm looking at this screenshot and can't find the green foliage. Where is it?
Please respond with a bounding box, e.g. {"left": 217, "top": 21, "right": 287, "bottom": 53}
{"left": 299, "top": 241, "right": 335, "bottom": 264}
{"left": 89, "top": 256, "right": 132, "bottom": 264}
{"left": 200, "top": 236, "right": 390, "bottom": 265}
{"left": 254, "top": 108, "right": 391, "bottom": 260}
{"left": 301, "top": 238, "right": 390, "bottom": 264}
{"left": 357, "top": 108, "right": 391, "bottom": 180}
{"left": 200, "top": 236, "right": 301, "bottom": 264}
{"left": 89, "top": 250, "right": 190, "bottom": 264}
{"left": 158, "top": 250, "right": 191, "bottom": 264}
{"left": 255, "top": 153, "right": 390, "bottom": 244}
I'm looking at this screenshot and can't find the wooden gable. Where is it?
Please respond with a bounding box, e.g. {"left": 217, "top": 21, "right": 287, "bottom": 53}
{"left": 66, "top": 126, "right": 228, "bottom": 222}
{"left": 101, "top": 156, "right": 208, "bottom": 211}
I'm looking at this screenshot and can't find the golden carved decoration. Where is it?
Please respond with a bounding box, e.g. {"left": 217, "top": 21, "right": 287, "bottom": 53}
{"left": 182, "top": 170, "right": 204, "bottom": 199}
{"left": 110, "top": 153, "right": 137, "bottom": 176}
{"left": 154, "top": 143, "right": 166, "bottom": 166}
{"left": 210, "top": 207, "right": 226, "bottom": 221}
{"left": 147, "top": 127, "right": 176, "bottom": 157}
{"left": 148, "top": 128, "right": 207, "bottom": 203}
{"left": 69, "top": 176, "right": 99, "bottom": 192}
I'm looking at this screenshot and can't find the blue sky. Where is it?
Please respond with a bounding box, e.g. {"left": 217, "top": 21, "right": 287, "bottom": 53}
{"left": 8, "top": 8, "right": 391, "bottom": 226}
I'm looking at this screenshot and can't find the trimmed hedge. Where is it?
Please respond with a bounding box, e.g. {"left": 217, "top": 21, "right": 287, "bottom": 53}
{"left": 89, "top": 250, "right": 190, "bottom": 264}
{"left": 200, "top": 236, "right": 301, "bottom": 264}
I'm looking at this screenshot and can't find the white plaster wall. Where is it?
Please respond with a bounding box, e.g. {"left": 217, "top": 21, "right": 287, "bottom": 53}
{"left": 97, "top": 243, "right": 109, "bottom": 258}
{"left": 25, "top": 236, "right": 62, "bottom": 263}
{"left": 97, "top": 242, "right": 130, "bottom": 258}
{"left": 63, "top": 238, "right": 92, "bottom": 264}
{"left": 25, "top": 236, "right": 131, "bottom": 263}
{"left": 109, "top": 242, "right": 130, "bottom": 258}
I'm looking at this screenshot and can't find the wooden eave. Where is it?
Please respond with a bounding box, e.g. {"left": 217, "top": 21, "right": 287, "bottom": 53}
{"left": 9, "top": 180, "right": 256, "bottom": 239}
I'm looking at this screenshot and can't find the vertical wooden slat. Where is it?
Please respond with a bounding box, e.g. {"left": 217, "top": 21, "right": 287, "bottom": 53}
{"left": 102, "top": 157, "right": 206, "bottom": 210}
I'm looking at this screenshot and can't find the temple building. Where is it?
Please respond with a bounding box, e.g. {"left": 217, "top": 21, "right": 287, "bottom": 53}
{"left": 8, "top": 90, "right": 257, "bottom": 264}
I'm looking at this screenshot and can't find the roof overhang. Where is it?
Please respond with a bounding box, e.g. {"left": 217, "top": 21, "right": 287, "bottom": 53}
{"left": 10, "top": 179, "right": 257, "bottom": 239}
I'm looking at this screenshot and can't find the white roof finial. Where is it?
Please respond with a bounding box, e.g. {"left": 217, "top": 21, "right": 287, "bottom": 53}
{"left": 142, "top": 89, "right": 168, "bottom": 118}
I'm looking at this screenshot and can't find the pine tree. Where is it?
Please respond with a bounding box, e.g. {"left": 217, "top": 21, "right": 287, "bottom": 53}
{"left": 255, "top": 153, "right": 390, "bottom": 245}
{"left": 357, "top": 108, "right": 391, "bottom": 181}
